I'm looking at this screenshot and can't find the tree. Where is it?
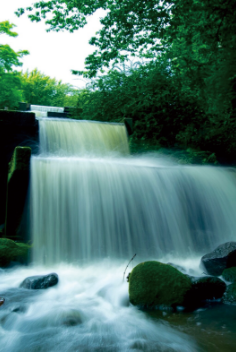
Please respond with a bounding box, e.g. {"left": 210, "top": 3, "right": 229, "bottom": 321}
{"left": 16, "top": 0, "right": 236, "bottom": 128}
{"left": 0, "top": 21, "right": 29, "bottom": 109}
{"left": 20, "top": 69, "right": 78, "bottom": 106}
{"left": 17, "top": 1, "right": 236, "bottom": 163}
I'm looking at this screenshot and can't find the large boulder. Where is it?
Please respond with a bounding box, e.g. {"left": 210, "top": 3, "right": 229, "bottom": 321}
{"left": 222, "top": 267, "right": 236, "bottom": 283}
{"left": 0, "top": 238, "right": 30, "bottom": 267}
{"left": 185, "top": 276, "right": 226, "bottom": 309}
{"left": 128, "top": 261, "right": 192, "bottom": 309}
{"left": 223, "top": 283, "right": 236, "bottom": 305}
{"left": 201, "top": 242, "right": 236, "bottom": 276}
{"left": 20, "top": 273, "right": 59, "bottom": 289}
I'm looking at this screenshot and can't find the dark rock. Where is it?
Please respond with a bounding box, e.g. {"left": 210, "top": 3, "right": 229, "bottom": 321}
{"left": 129, "top": 261, "right": 192, "bottom": 309}
{"left": 59, "top": 309, "right": 83, "bottom": 326}
{"left": 184, "top": 276, "right": 226, "bottom": 309}
{"left": 201, "top": 242, "right": 236, "bottom": 276}
{"left": 167, "top": 262, "right": 186, "bottom": 273}
{"left": 11, "top": 305, "right": 27, "bottom": 313}
{"left": 20, "top": 273, "right": 58, "bottom": 289}
{"left": 0, "top": 297, "right": 5, "bottom": 307}
{"left": 223, "top": 283, "right": 236, "bottom": 305}
{"left": 166, "top": 262, "right": 197, "bottom": 275}
{"left": 222, "top": 267, "right": 236, "bottom": 282}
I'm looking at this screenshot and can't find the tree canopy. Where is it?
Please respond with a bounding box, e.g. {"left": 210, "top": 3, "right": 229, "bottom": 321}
{"left": 16, "top": 0, "right": 236, "bottom": 163}
{"left": 0, "top": 21, "right": 29, "bottom": 109}
{"left": 20, "top": 69, "right": 78, "bottom": 106}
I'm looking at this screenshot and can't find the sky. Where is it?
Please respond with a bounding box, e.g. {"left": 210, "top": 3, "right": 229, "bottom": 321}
{"left": 0, "top": 0, "right": 105, "bottom": 88}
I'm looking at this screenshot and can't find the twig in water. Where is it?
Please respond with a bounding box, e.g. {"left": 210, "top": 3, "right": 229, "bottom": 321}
{"left": 123, "top": 253, "right": 136, "bottom": 282}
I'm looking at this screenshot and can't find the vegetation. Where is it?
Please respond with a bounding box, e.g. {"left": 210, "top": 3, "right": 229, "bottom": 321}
{"left": 222, "top": 267, "right": 236, "bottom": 283}
{"left": 0, "top": 21, "right": 29, "bottom": 109}
{"left": 20, "top": 69, "right": 80, "bottom": 107}
{"left": 0, "top": 21, "right": 79, "bottom": 110}
{"left": 16, "top": 0, "right": 236, "bottom": 163}
{"left": 0, "top": 238, "right": 30, "bottom": 267}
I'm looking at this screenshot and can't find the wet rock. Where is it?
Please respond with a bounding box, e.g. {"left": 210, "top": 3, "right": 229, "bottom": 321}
{"left": 201, "top": 242, "right": 236, "bottom": 276}
{"left": 0, "top": 238, "right": 30, "bottom": 267}
{"left": 184, "top": 276, "right": 226, "bottom": 309}
{"left": 222, "top": 267, "right": 236, "bottom": 283}
{"left": 223, "top": 283, "right": 236, "bottom": 305}
{"left": 11, "top": 305, "right": 27, "bottom": 313}
{"left": 167, "top": 262, "right": 187, "bottom": 273}
{"left": 128, "top": 261, "right": 192, "bottom": 309}
{"left": 59, "top": 309, "right": 83, "bottom": 326}
{"left": 20, "top": 273, "right": 58, "bottom": 289}
{"left": 0, "top": 297, "right": 5, "bottom": 306}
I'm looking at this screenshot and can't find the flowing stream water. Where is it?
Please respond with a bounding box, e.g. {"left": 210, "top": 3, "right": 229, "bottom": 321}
{"left": 1, "top": 112, "right": 236, "bottom": 351}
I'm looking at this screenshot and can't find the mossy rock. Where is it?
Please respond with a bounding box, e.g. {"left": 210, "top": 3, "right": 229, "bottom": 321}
{"left": 223, "top": 283, "right": 236, "bottom": 305}
{"left": 128, "top": 261, "right": 192, "bottom": 309}
{"left": 0, "top": 238, "right": 30, "bottom": 267}
{"left": 222, "top": 267, "right": 236, "bottom": 283}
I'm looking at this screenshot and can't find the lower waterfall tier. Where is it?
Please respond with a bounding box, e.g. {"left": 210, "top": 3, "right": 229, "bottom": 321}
{"left": 30, "top": 156, "right": 236, "bottom": 264}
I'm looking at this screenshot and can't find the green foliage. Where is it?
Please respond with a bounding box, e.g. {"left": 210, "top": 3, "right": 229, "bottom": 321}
{"left": 223, "top": 282, "right": 236, "bottom": 304}
{"left": 0, "top": 238, "right": 30, "bottom": 267}
{"left": 222, "top": 267, "right": 236, "bottom": 283}
{"left": 20, "top": 69, "right": 78, "bottom": 106}
{"left": 0, "top": 21, "right": 18, "bottom": 37}
{"left": 0, "top": 21, "right": 29, "bottom": 109}
{"left": 17, "top": 1, "right": 236, "bottom": 162}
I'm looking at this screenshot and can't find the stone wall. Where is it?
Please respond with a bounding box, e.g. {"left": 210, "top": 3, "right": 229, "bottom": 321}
{"left": 5, "top": 147, "right": 31, "bottom": 239}
{"left": 0, "top": 110, "right": 39, "bottom": 226}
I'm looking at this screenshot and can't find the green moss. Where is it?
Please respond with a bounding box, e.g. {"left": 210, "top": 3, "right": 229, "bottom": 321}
{"left": 223, "top": 283, "right": 236, "bottom": 304}
{"left": 222, "top": 267, "right": 236, "bottom": 283}
{"left": 8, "top": 146, "right": 31, "bottom": 182}
{"left": 0, "top": 238, "right": 30, "bottom": 267}
{"left": 129, "top": 261, "right": 192, "bottom": 308}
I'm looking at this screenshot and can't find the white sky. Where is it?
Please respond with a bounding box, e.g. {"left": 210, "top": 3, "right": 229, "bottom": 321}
{"left": 0, "top": 0, "right": 105, "bottom": 88}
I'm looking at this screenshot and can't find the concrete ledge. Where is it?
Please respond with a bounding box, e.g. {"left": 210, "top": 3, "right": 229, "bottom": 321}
{"left": 19, "top": 102, "right": 31, "bottom": 111}
{"left": 0, "top": 110, "right": 36, "bottom": 126}
{"left": 47, "top": 112, "right": 68, "bottom": 118}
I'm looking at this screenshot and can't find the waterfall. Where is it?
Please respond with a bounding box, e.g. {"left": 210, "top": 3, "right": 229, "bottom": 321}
{"left": 30, "top": 105, "right": 64, "bottom": 113}
{"left": 39, "top": 119, "right": 129, "bottom": 156}
{"left": 31, "top": 118, "right": 236, "bottom": 264}
{"left": 30, "top": 105, "right": 64, "bottom": 118}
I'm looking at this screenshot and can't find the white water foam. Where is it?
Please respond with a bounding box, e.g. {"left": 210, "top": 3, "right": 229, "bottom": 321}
{"left": 0, "top": 263, "right": 198, "bottom": 352}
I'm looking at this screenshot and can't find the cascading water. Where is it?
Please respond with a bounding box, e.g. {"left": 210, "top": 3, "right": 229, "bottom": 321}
{"left": 30, "top": 105, "right": 64, "bottom": 118}
{"left": 38, "top": 118, "right": 129, "bottom": 156}
{"left": 1, "top": 112, "right": 236, "bottom": 352}
{"left": 31, "top": 117, "right": 236, "bottom": 264}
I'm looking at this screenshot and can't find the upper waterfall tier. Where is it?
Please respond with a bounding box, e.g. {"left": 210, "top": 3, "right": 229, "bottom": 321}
{"left": 39, "top": 118, "right": 129, "bottom": 156}
{"left": 30, "top": 105, "right": 64, "bottom": 118}
{"left": 31, "top": 105, "right": 64, "bottom": 113}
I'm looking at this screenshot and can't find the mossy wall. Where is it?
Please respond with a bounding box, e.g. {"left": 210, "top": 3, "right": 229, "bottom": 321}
{"left": 0, "top": 110, "right": 38, "bottom": 225}
{"left": 5, "top": 147, "right": 31, "bottom": 239}
{"left": 0, "top": 238, "right": 30, "bottom": 267}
